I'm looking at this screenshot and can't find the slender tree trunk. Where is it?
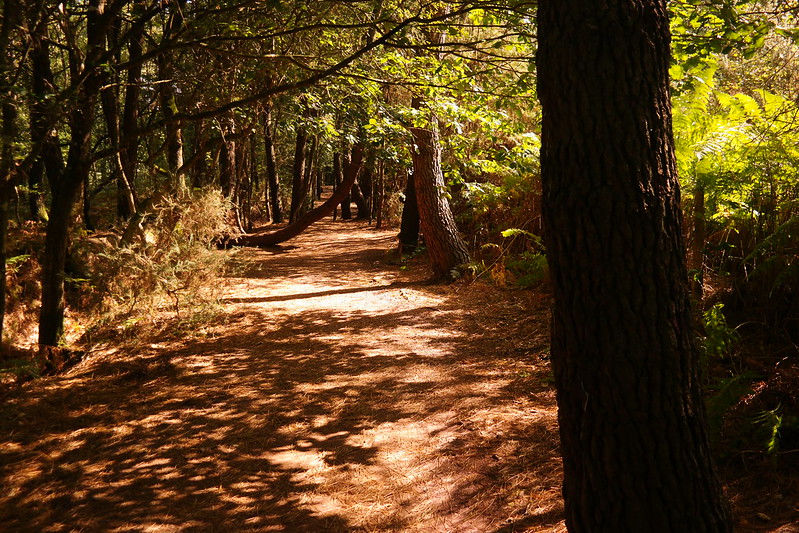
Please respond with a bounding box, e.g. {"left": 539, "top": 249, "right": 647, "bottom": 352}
{"left": 0, "top": 46, "right": 15, "bottom": 342}
{"left": 157, "top": 0, "right": 186, "bottom": 194}
{"left": 351, "top": 181, "right": 369, "bottom": 219}
{"left": 340, "top": 151, "right": 353, "bottom": 220}
{"left": 27, "top": 13, "right": 61, "bottom": 221}
{"left": 398, "top": 170, "right": 420, "bottom": 253}
{"left": 332, "top": 151, "right": 342, "bottom": 220}
{"left": 289, "top": 128, "right": 308, "bottom": 223}
{"left": 101, "top": 73, "right": 137, "bottom": 219}
{"left": 264, "top": 106, "right": 282, "bottom": 223}
{"left": 409, "top": 127, "right": 469, "bottom": 278}
{"left": 120, "top": 0, "right": 145, "bottom": 217}
{"left": 192, "top": 120, "right": 207, "bottom": 188}
{"left": 537, "top": 1, "right": 731, "bottom": 531}
{"left": 39, "top": 0, "right": 105, "bottom": 346}
{"left": 375, "top": 159, "right": 385, "bottom": 229}
{"left": 300, "top": 136, "right": 318, "bottom": 213}
{"left": 690, "top": 184, "right": 706, "bottom": 302}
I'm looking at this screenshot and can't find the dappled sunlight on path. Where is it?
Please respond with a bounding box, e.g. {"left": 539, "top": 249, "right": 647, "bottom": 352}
{"left": 0, "top": 219, "right": 563, "bottom": 532}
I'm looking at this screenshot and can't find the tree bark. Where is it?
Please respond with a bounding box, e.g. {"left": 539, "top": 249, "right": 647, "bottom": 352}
{"left": 536, "top": 1, "right": 731, "bottom": 531}
{"left": 157, "top": 0, "right": 186, "bottom": 193}
{"left": 409, "top": 127, "right": 469, "bottom": 279}
{"left": 26, "top": 14, "right": 57, "bottom": 221}
{"left": 39, "top": 0, "right": 106, "bottom": 346}
{"left": 120, "top": 0, "right": 145, "bottom": 217}
{"left": 264, "top": 105, "right": 282, "bottom": 223}
{"left": 351, "top": 181, "right": 369, "bottom": 219}
{"left": 398, "top": 170, "right": 420, "bottom": 254}
{"left": 229, "top": 145, "right": 363, "bottom": 247}
{"left": 340, "top": 150, "right": 353, "bottom": 220}
{"left": 289, "top": 128, "right": 308, "bottom": 223}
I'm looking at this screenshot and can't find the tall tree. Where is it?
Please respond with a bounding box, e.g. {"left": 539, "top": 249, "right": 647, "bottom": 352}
{"left": 536, "top": 1, "right": 732, "bottom": 531}
{"left": 39, "top": 0, "right": 110, "bottom": 346}
{"left": 409, "top": 126, "right": 470, "bottom": 279}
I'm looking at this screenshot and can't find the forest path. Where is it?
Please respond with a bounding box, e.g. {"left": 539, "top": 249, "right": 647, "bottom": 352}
{"left": 0, "top": 219, "right": 563, "bottom": 532}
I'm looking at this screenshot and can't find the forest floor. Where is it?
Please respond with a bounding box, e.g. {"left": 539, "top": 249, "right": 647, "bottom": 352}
{"left": 0, "top": 218, "right": 797, "bottom": 532}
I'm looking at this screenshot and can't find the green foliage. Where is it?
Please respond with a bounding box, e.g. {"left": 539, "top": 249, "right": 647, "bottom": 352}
{"left": 505, "top": 251, "right": 548, "bottom": 288}
{"left": 700, "top": 303, "right": 740, "bottom": 362}
{"left": 754, "top": 406, "right": 784, "bottom": 455}
{"left": 0, "top": 358, "right": 40, "bottom": 382}
{"left": 706, "top": 371, "right": 757, "bottom": 441}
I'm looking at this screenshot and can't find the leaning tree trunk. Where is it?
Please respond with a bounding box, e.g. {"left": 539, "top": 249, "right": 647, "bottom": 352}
{"left": 537, "top": 1, "right": 732, "bottom": 531}
{"left": 409, "top": 127, "right": 469, "bottom": 279}
{"left": 229, "top": 145, "right": 363, "bottom": 247}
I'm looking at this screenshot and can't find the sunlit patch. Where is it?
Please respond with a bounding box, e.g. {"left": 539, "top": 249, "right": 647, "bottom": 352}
{"left": 0, "top": 225, "right": 565, "bottom": 532}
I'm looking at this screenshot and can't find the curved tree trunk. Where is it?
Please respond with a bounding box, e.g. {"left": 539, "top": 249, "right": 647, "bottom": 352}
{"left": 409, "top": 127, "right": 469, "bottom": 279}
{"left": 537, "top": 1, "right": 731, "bottom": 531}
{"left": 229, "top": 145, "right": 363, "bottom": 247}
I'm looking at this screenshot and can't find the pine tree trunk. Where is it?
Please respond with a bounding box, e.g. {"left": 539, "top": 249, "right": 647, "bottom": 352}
{"left": 537, "top": 1, "right": 732, "bottom": 531}
{"left": 410, "top": 127, "right": 469, "bottom": 279}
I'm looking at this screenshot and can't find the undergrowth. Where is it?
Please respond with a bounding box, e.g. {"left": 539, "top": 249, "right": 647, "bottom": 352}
{"left": 2, "top": 189, "right": 233, "bottom": 382}
{"left": 80, "top": 188, "right": 233, "bottom": 343}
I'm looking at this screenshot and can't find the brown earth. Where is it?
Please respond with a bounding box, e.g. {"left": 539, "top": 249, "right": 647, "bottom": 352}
{"left": 1, "top": 217, "right": 798, "bottom": 532}
{"left": 0, "top": 219, "right": 563, "bottom": 532}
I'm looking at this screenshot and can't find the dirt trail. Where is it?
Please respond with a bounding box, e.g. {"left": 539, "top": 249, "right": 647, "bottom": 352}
{"left": 0, "top": 219, "right": 563, "bottom": 532}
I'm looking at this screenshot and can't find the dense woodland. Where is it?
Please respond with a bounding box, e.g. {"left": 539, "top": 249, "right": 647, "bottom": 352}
{"left": 2, "top": 0, "right": 799, "bottom": 530}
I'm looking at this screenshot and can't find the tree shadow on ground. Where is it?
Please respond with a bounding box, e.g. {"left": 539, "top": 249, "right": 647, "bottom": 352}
{"left": 0, "top": 221, "right": 564, "bottom": 532}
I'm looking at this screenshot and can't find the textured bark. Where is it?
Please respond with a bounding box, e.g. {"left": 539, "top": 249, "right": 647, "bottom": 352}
{"left": 398, "top": 170, "right": 419, "bottom": 254}
{"left": 100, "top": 67, "right": 137, "bottom": 220}
{"left": 229, "top": 145, "right": 363, "bottom": 247}
{"left": 332, "top": 152, "right": 342, "bottom": 220}
{"left": 409, "top": 127, "right": 469, "bottom": 279}
{"left": 537, "top": 1, "right": 732, "bottom": 531}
